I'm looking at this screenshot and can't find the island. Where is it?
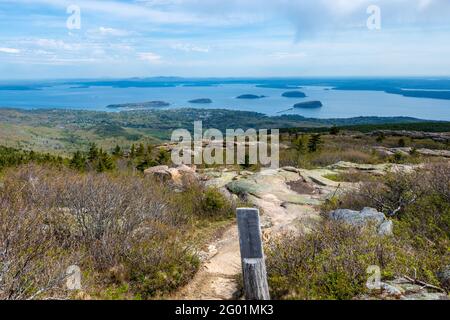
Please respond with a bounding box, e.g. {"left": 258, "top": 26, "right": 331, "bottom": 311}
{"left": 282, "top": 91, "right": 307, "bottom": 98}
{"left": 293, "top": 101, "right": 323, "bottom": 109}
{"left": 236, "top": 94, "right": 266, "bottom": 99}
{"left": 188, "top": 98, "right": 213, "bottom": 104}
{"left": 256, "top": 84, "right": 301, "bottom": 89}
{"left": 106, "top": 101, "right": 170, "bottom": 109}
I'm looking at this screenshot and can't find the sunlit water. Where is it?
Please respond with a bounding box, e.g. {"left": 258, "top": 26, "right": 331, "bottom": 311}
{"left": 1, "top": 84, "right": 449, "bottom": 120}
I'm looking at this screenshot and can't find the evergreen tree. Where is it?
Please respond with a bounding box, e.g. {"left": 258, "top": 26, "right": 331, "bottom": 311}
{"left": 330, "top": 126, "right": 340, "bottom": 135}
{"left": 70, "top": 151, "right": 86, "bottom": 171}
{"left": 147, "top": 144, "right": 153, "bottom": 156}
{"left": 130, "top": 144, "right": 136, "bottom": 158}
{"left": 136, "top": 143, "right": 145, "bottom": 157}
{"left": 293, "top": 135, "right": 307, "bottom": 154}
{"left": 308, "top": 134, "right": 322, "bottom": 153}
{"left": 88, "top": 143, "right": 99, "bottom": 161}
{"left": 112, "top": 144, "right": 123, "bottom": 157}
{"left": 96, "top": 151, "right": 115, "bottom": 173}
{"left": 156, "top": 149, "right": 170, "bottom": 165}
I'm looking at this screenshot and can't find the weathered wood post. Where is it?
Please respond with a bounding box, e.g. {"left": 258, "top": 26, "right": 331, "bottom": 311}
{"left": 236, "top": 208, "right": 270, "bottom": 300}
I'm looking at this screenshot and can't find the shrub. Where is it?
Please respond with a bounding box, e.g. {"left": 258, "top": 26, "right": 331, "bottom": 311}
{"left": 171, "top": 183, "right": 234, "bottom": 220}
{"left": 310, "top": 149, "right": 375, "bottom": 167}
{"left": 266, "top": 221, "right": 408, "bottom": 300}
{"left": 0, "top": 164, "right": 234, "bottom": 299}
{"left": 320, "top": 162, "right": 450, "bottom": 291}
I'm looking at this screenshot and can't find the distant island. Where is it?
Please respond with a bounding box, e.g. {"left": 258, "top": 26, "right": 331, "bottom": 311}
{"left": 188, "top": 98, "right": 213, "bottom": 104}
{"left": 293, "top": 101, "right": 323, "bottom": 109}
{"left": 236, "top": 94, "right": 266, "bottom": 99}
{"left": 256, "top": 84, "right": 301, "bottom": 89}
{"left": 282, "top": 91, "right": 307, "bottom": 98}
{"left": 106, "top": 101, "right": 170, "bottom": 109}
{"left": 0, "top": 85, "right": 41, "bottom": 91}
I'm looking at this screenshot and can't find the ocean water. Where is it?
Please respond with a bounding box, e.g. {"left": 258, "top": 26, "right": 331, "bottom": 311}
{"left": 1, "top": 83, "right": 450, "bottom": 120}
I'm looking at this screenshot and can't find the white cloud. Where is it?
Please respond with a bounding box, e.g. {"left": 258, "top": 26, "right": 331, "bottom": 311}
{"left": 0, "top": 47, "right": 21, "bottom": 54}
{"left": 171, "top": 43, "right": 210, "bottom": 53}
{"left": 34, "top": 39, "right": 81, "bottom": 51}
{"left": 139, "top": 52, "right": 162, "bottom": 63}
{"left": 96, "top": 27, "right": 131, "bottom": 37}
{"left": 269, "top": 52, "right": 307, "bottom": 60}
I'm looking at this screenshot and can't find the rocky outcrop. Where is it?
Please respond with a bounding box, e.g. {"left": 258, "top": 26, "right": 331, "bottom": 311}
{"left": 329, "top": 207, "right": 393, "bottom": 236}
{"left": 373, "top": 146, "right": 450, "bottom": 158}
{"left": 144, "top": 165, "right": 197, "bottom": 186}
{"left": 362, "top": 277, "right": 448, "bottom": 300}
{"left": 369, "top": 130, "right": 450, "bottom": 143}
{"left": 327, "top": 161, "right": 419, "bottom": 175}
{"left": 143, "top": 165, "right": 171, "bottom": 181}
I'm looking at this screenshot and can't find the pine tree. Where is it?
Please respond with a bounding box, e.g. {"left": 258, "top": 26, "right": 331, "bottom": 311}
{"left": 136, "top": 143, "right": 145, "bottom": 157}
{"left": 130, "top": 144, "right": 136, "bottom": 158}
{"left": 96, "top": 151, "right": 115, "bottom": 172}
{"left": 156, "top": 149, "right": 170, "bottom": 165}
{"left": 308, "top": 134, "right": 322, "bottom": 153}
{"left": 88, "top": 143, "right": 99, "bottom": 161}
{"left": 146, "top": 144, "right": 153, "bottom": 156}
{"left": 70, "top": 151, "right": 86, "bottom": 171}
{"left": 112, "top": 144, "right": 123, "bottom": 156}
{"left": 330, "top": 126, "right": 340, "bottom": 135}
{"left": 293, "top": 135, "right": 307, "bottom": 154}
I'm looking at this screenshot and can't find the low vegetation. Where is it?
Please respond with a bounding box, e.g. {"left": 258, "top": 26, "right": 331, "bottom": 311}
{"left": 279, "top": 130, "right": 449, "bottom": 169}
{"left": 0, "top": 165, "right": 235, "bottom": 300}
{"left": 0, "top": 108, "right": 443, "bottom": 154}
{"left": 1, "top": 121, "right": 449, "bottom": 300}
{"left": 266, "top": 162, "right": 450, "bottom": 299}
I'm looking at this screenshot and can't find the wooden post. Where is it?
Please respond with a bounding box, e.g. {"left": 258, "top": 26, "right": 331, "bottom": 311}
{"left": 237, "top": 208, "right": 270, "bottom": 300}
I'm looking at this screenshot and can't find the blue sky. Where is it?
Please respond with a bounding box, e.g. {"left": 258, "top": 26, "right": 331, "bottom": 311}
{"left": 0, "top": 0, "right": 450, "bottom": 79}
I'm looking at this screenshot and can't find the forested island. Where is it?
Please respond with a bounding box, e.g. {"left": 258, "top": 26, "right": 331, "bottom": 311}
{"left": 106, "top": 101, "right": 170, "bottom": 109}
{"left": 282, "top": 91, "right": 307, "bottom": 98}
{"left": 293, "top": 101, "right": 323, "bottom": 108}
{"left": 236, "top": 94, "right": 266, "bottom": 99}
{"left": 188, "top": 98, "right": 213, "bottom": 104}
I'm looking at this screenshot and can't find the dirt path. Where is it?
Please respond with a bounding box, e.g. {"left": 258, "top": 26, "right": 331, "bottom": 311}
{"left": 175, "top": 167, "right": 340, "bottom": 300}
{"left": 175, "top": 225, "right": 241, "bottom": 300}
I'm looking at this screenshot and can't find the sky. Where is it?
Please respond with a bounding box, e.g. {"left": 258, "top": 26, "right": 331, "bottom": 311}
{"left": 0, "top": 0, "right": 450, "bottom": 79}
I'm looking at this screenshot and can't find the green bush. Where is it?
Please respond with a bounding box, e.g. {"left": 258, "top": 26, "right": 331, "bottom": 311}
{"left": 319, "top": 162, "right": 450, "bottom": 291}
{"left": 266, "top": 221, "right": 409, "bottom": 300}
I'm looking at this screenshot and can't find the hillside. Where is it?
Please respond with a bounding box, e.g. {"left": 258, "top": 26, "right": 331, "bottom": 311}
{"left": 0, "top": 108, "right": 432, "bottom": 155}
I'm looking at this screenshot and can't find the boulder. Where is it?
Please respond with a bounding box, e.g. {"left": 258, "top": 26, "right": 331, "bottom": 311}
{"left": 177, "top": 164, "right": 196, "bottom": 174}
{"left": 167, "top": 168, "right": 182, "bottom": 185}
{"left": 380, "top": 282, "right": 404, "bottom": 299}
{"left": 362, "top": 276, "right": 449, "bottom": 300}
{"left": 144, "top": 165, "right": 171, "bottom": 181}
{"left": 144, "top": 165, "right": 198, "bottom": 185}
{"left": 176, "top": 165, "right": 198, "bottom": 185}
{"left": 329, "top": 207, "right": 393, "bottom": 236}
{"left": 378, "top": 220, "right": 393, "bottom": 236}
